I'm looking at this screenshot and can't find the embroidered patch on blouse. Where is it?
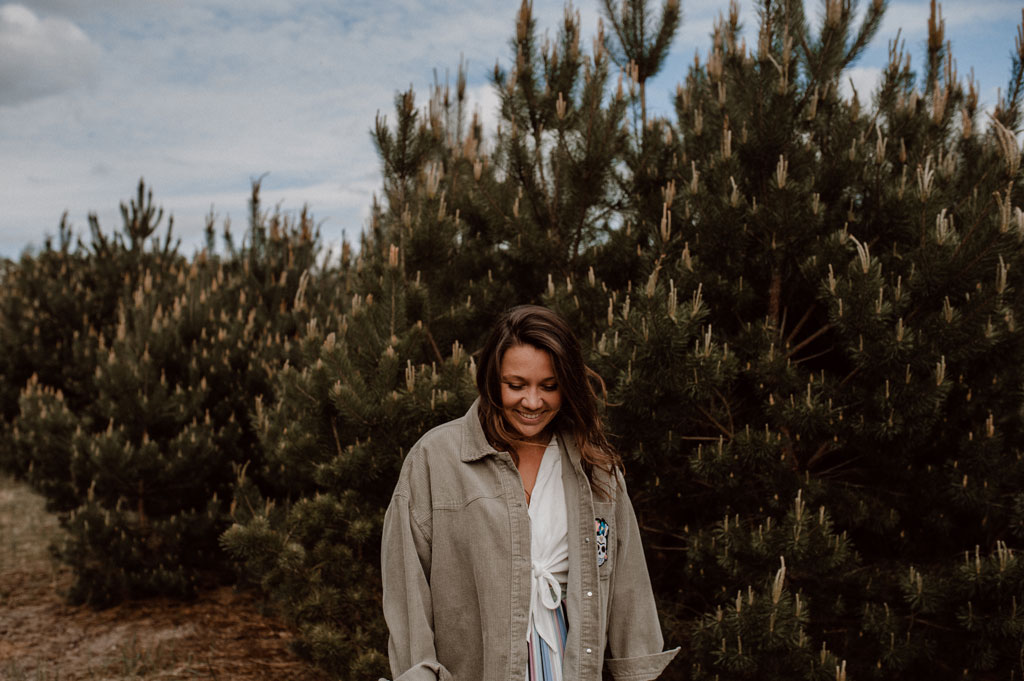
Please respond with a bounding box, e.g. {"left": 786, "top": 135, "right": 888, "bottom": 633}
{"left": 594, "top": 517, "right": 609, "bottom": 566}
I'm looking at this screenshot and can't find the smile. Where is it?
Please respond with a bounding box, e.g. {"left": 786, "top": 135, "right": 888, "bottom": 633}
{"left": 516, "top": 411, "right": 544, "bottom": 421}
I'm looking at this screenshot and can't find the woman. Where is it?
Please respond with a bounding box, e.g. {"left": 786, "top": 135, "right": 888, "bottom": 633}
{"left": 381, "top": 305, "right": 678, "bottom": 681}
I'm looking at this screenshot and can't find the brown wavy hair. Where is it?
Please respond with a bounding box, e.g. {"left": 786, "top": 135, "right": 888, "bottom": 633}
{"left": 476, "top": 305, "right": 621, "bottom": 485}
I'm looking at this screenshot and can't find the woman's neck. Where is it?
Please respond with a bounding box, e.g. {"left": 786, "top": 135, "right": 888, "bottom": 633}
{"left": 513, "top": 437, "right": 548, "bottom": 505}
{"left": 514, "top": 438, "right": 547, "bottom": 460}
{"left": 514, "top": 431, "right": 550, "bottom": 458}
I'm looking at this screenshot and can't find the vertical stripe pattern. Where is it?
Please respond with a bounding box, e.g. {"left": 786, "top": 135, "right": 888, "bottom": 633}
{"left": 526, "top": 600, "right": 568, "bottom": 681}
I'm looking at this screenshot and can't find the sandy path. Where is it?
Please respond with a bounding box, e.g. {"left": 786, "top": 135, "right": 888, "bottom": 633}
{"left": 0, "top": 477, "right": 330, "bottom": 680}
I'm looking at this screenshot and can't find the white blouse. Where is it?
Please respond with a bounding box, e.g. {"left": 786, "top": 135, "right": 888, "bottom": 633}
{"left": 526, "top": 436, "right": 569, "bottom": 651}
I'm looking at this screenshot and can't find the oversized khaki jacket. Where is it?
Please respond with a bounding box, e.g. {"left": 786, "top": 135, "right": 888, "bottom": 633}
{"left": 380, "top": 401, "right": 679, "bottom": 681}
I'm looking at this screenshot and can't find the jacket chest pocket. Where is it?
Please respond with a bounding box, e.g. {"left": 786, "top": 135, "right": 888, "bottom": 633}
{"left": 593, "top": 500, "right": 615, "bottom": 580}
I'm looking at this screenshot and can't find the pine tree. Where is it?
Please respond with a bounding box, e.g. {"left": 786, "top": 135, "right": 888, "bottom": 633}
{"left": 5, "top": 0, "right": 1023, "bottom": 678}
{"left": 0, "top": 183, "right": 179, "bottom": 477}
{"left": 222, "top": 238, "right": 478, "bottom": 678}
{"left": 228, "top": 1, "right": 1024, "bottom": 678}
{"left": 541, "top": 1, "right": 1024, "bottom": 677}
{"left": 1, "top": 181, "right": 324, "bottom": 604}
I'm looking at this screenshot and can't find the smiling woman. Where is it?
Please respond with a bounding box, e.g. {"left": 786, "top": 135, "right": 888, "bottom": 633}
{"left": 499, "top": 343, "right": 563, "bottom": 506}
{"left": 500, "top": 344, "right": 562, "bottom": 445}
{"left": 380, "top": 305, "right": 678, "bottom": 681}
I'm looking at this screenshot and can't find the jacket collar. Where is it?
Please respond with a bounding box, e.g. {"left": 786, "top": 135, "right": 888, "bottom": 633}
{"left": 459, "top": 398, "right": 582, "bottom": 466}
{"left": 460, "top": 398, "right": 497, "bottom": 462}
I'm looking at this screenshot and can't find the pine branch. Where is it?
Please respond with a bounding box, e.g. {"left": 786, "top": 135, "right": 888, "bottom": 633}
{"left": 785, "top": 323, "right": 833, "bottom": 360}
{"left": 694, "top": 401, "right": 733, "bottom": 439}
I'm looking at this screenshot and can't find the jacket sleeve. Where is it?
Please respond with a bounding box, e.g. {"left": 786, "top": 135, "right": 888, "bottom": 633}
{"left": 604, "top": 470, "right": 680, "bottom": 681}
{"left": 380, "top": 462, "right": 454, "bottom": 681}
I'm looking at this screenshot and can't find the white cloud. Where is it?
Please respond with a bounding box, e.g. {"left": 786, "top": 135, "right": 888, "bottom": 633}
{"left": 840, "top": 66, "right": 884, "bottom": 101}
{"left": 883, "top": 1, "right": 1017, "bottom": 38}
{"left": 0, "top": 1, "right": 570, "bottom": 258}
{"left": 465, "top": 82, "right": 503, "bottom": 143}
{"left": 0, "top": 0, "right": 1018, "bottom": 260}
{"left": 0, "top": 3, "right": 100, "bottom": 106}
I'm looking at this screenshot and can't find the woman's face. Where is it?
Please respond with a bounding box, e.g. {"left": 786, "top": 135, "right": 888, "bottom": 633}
{"left": 499, "top": 344, "right": 562, "bottom": 443}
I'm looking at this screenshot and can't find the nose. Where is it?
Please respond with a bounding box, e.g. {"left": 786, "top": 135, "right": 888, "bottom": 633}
{"left": 522, "top": 388, "right": 543, "bottom": 410}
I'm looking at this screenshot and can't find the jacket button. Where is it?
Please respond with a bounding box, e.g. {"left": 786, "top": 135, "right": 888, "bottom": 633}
{"left": 584, "top": 537, "right": 590, "bottom": 543}
{"left": 586, "top": 591, "right": 593, "bottom": 597}
{"left": 586, "top": 648, "right": 593, "bottom": 654}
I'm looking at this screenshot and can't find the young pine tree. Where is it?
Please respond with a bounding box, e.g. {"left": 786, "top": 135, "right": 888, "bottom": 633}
{"left": 540, "top": 1, "right": 1024, "bottom": 678}
{"left": 4, "top": 181, "right": 324, "bottom": 604}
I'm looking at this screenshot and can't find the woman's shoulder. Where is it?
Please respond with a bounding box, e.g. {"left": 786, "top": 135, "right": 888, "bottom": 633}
{"left": 592, "top": 466, "right": 625, "bottom": 505}
{"left": 555, "top": 432, "right": 628, "bottom": 508}
{"left": 411, "top": 412, "right": 469, "bottom": 457}
{"left": 393, "top": 409, "right": 484, "bottom": 499}
{"left": 399, "top": 410, "right": 477, "bottom": 478}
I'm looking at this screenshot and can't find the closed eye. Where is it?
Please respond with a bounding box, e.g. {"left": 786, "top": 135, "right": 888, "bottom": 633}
{"left": 502, "top": 381, "right": 557, "bottom": 391}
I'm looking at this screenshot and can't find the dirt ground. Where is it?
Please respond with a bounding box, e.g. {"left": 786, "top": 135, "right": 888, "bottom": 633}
{"left": 0, "top": 476, "right": 331, "bottom": 681}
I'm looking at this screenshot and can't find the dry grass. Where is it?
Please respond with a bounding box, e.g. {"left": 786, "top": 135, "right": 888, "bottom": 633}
{"left": 0, "top": 475, "right": 331, "bottom": 681}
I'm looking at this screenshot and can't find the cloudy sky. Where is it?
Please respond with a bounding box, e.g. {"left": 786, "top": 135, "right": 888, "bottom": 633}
{"left": 1, "top": 0, "right": 1020, "bottom": 259}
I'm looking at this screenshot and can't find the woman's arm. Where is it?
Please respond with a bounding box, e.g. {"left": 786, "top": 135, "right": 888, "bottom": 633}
{"left": 604, "top": 470, "right": 680, "bottom": 681}
{"left": 380, "top": 456, "right": 454, "bottom": 681}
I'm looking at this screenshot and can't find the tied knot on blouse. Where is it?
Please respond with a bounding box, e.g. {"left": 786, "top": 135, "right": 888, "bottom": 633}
{"left": 526, "top": 438, "right": 569, "bottom": 651}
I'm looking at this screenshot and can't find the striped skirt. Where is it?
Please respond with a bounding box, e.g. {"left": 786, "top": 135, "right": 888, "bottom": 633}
{"left": 527, "top": 601, "right": 568, "bottom": 681}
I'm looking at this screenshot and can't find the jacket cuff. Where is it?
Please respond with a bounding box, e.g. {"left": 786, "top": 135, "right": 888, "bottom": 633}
{"left": 383, "top": 660, "right": 455, "bottom": 681}
{"left": 605, "top": 647, "right": 680, "bottom": 681}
